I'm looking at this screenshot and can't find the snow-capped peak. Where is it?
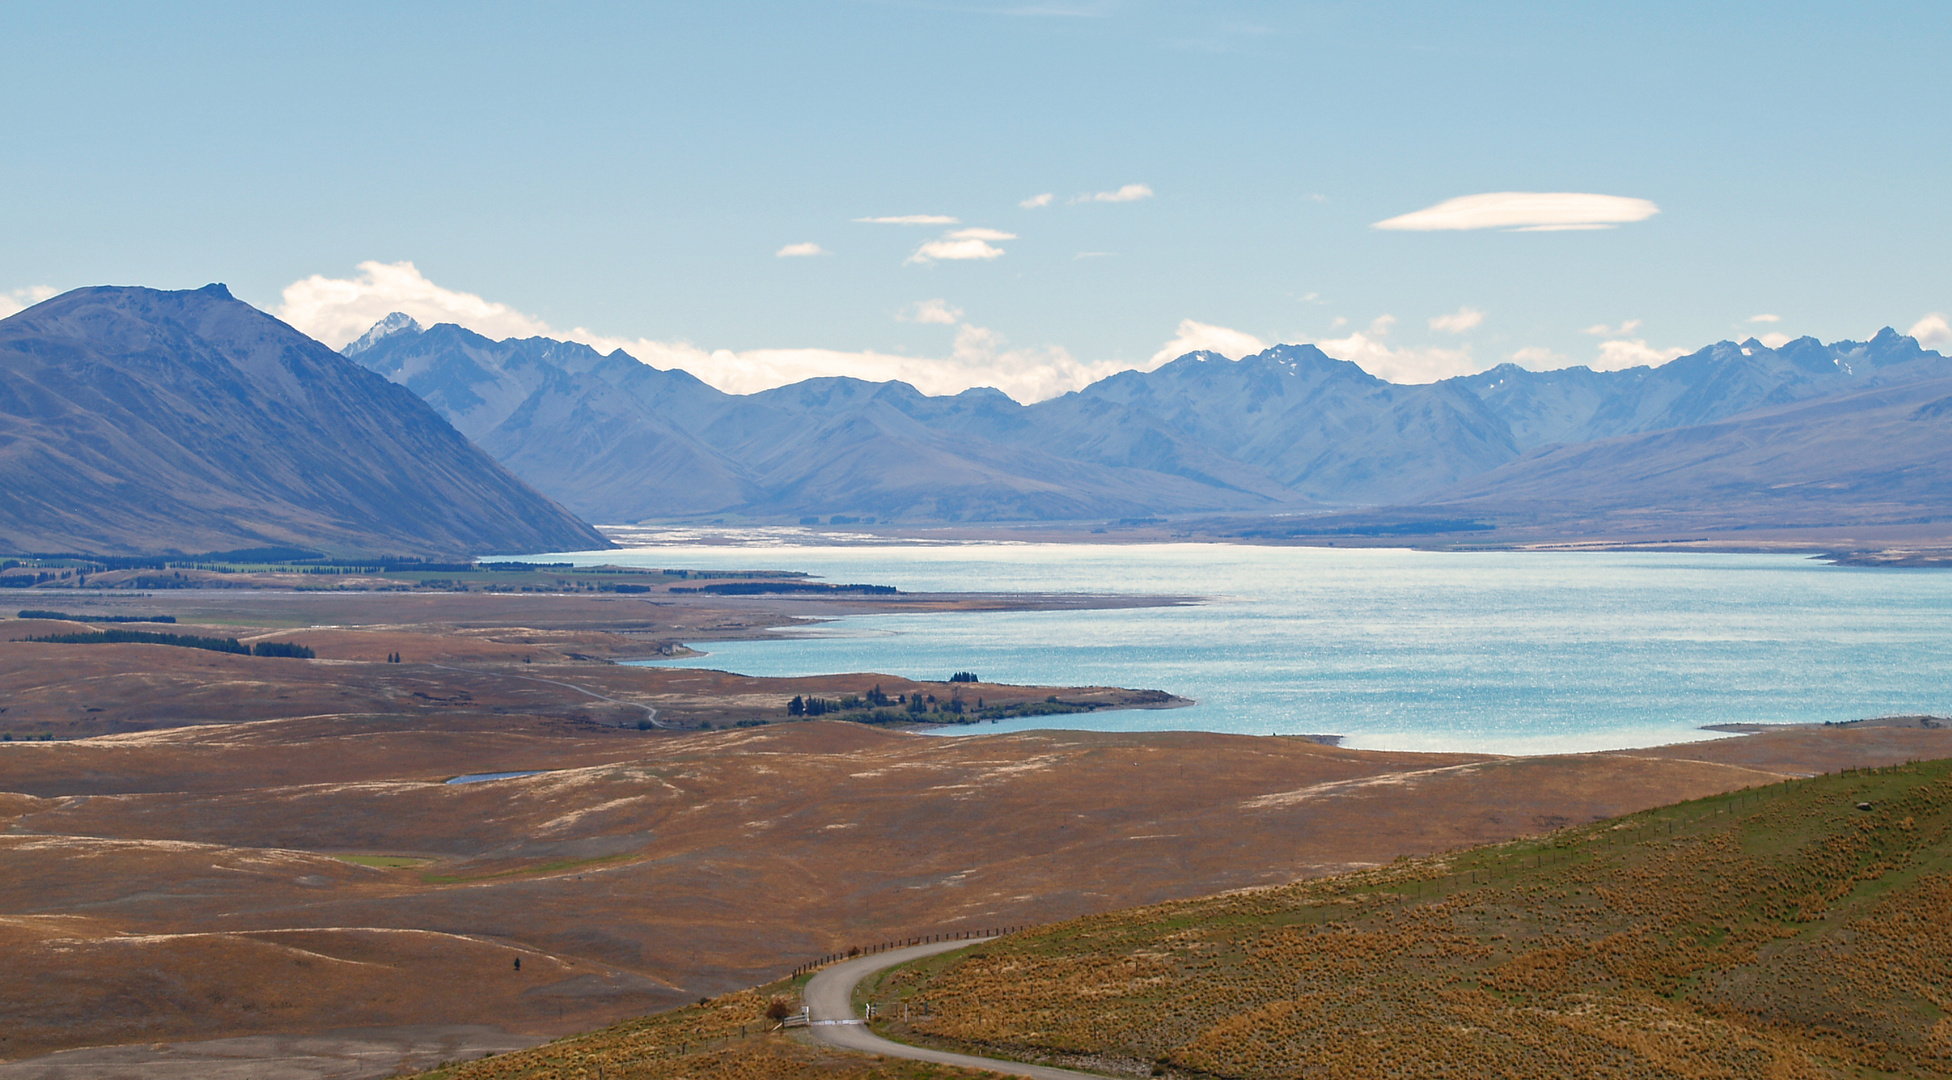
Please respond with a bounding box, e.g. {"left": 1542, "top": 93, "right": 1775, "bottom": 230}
{"left": 342, "top": 312, "right": 424, "bottom": 357}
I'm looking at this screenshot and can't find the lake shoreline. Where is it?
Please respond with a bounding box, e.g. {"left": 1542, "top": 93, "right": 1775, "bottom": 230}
{"left": 569, "top": 543, "right": 1952, "bottom": 757}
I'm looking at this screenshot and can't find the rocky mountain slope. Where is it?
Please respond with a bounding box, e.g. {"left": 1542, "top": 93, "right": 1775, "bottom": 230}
{"left": 349, "top": 314, "right": 1951, "bottom": 529}
{"left": 1460, "top": 329, "right": 1946, "bottom": 450}
{"left": 352, "top": 326, "right": 1311, "bottom": 522}
{"left": 1424, "top": 373, "right": 1952, "bottom": 531}
{"left": 0, "top": 286, "right": 610, "bottom": 556}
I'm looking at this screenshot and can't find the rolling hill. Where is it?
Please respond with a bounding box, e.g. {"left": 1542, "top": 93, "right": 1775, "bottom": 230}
{"left": 0, "top": 285, "right": 610, "bottom": 557}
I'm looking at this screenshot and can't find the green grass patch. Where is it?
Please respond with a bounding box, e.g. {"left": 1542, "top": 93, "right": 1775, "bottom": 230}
{"left": 420, "top": 851, "right": 635, "bottom": 885}
{"left": 332, "top": 854, "right": 434, "bottom": 869}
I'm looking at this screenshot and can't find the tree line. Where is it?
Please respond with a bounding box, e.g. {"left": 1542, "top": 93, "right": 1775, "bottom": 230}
{"left": 16, "top": 629, "right": 313, "bottom": 658}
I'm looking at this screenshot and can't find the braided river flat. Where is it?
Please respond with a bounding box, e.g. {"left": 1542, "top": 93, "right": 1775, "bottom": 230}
{"left": 551, "top": 540, "right": 1952, "bottom": 755}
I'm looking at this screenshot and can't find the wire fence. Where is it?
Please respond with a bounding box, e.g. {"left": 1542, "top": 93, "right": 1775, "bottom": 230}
{"left": 790, "top": 924, "right": 1030, "bottom": 977}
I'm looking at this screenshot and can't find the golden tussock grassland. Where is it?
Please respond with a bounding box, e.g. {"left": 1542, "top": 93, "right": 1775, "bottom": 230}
{"left": 864, "top": 759, "right": 1952, "bottom": 1078}
{"left": 411, "top": 759, "right": 1952, "bottom": 1079}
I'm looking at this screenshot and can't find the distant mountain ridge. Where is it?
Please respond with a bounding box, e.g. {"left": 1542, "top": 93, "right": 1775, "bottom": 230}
{"left": 350, "top": 316, "right": 1951, "bottom": 528}
{"left": 1426, "top": 373, "right": 1952, "bottom": 526}
{"left": 1460, "top": 329, "right": 1945, "bottom": 450}
{"left": 0, "top": 286, "right": 610, "bottom": 557}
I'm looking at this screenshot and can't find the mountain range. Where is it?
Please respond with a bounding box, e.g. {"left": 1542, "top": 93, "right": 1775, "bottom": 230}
{"left": 349, "top": 314, "right": 1952, "bottom": 530}
{"left": 3, "top": 282, "right": 1943, "bottom": 558}
{"left": 0, "top": 286, "right": 610, "bottom": 557}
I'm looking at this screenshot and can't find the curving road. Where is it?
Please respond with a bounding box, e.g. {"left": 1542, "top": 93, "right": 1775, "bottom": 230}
{"left": 802, "top": 938, "right": 1106, "bottom": 1080}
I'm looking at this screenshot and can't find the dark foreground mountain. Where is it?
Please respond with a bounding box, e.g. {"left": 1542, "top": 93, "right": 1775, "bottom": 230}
{"left": 0, "top": 286, "right": 610, "bottom": 557}
{"left": 351, "top": 317, "right": 1950, "bottom": 529}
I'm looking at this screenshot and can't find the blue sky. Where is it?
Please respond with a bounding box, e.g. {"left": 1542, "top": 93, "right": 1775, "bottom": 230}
{"left": 3, "top": 2, "right": 1947, "bottom": 399}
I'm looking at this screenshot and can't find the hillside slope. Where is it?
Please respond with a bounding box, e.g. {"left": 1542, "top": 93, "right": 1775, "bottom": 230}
{"left": 872, "top": 760, "right": 1952, "bottom": 1078}
{"left": 407, "top": 757, "right": 1952, "bottom": 1080}
{"left": 0, "top": 286, "right": 610, "bottom": 557}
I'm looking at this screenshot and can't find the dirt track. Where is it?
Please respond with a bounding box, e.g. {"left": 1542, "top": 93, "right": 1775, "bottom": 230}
{"left": 805, "top": 938, "right": 1099, "bottom": 1080}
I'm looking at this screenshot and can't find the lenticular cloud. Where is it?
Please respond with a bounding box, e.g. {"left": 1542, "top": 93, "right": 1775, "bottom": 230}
{"left": 1373, "top": 192, "right": 1660, "bottom": 232}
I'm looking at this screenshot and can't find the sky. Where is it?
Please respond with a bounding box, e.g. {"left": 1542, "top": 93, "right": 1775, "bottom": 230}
{"left": 3, "top": 2, "right": 1948, "bottom": 401}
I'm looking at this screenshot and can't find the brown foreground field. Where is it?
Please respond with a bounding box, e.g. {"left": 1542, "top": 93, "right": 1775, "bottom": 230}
{"left": 1, "top": 589, "right": 1949, "bottom": 1075}
{"left": 437, "top": 757, "right": 1952, "bottom": 1080}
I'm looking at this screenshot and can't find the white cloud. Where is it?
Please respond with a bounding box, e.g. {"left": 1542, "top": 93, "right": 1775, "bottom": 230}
{"left": 854, "top": 214, "right": 959, "bottom": 225}
{"left": 1020, "top": 193, "right": 1054, "bottom": 209}
{"left": 1509, "top": 346, "right": 1568, "bottom": 368}
{"left": 775, "top": 242, "right": 829, "bottom": 258}
{"left": 599, "top": 323, "right": 1131, "bottom": 403}
{"left": 576, "top": 329, "right": 1113, "bottom": 403}
{"left": 1317, "top": 331, "right": 1478, "bottom": 384}
{"left": 1581, "top": 319, "right": 1642, "bottom": 336}
{"left": 278, "top": 261, "right": 552, "bottom": 349}
{"left": 281, "top": 262, "right": 1128, "bottom": 403}
{"left": 1910, "top": 313, "right": 1951, "bottom": 349}
{"left": 946, "top": 323, "right": 1131, "bottom": 403}
{"left": 1429, "top": 306, "right": 1485, "bottom": 334}
{"left": 1150, "top": 319, "right": 1266, "bottom": 364}
{"left": 0, "top": 285, "right": 58, "bottom": 319}
{"left": 1756, "top": 332, "right": 1792, "bottom": 349}
{"left": 907, "top": 237, "right": 1007, "bottom": 263}
{"left": 899, "top": 298, "right": 963, "bottom": 325}
{"left": 1074, "top": 183, "right": 1154, "bottom": 204}
{"left": 1592, "top": 338, "right": 1687, "bottom": 371}
{"left": 1748, "top": 313, "right": 1781, "bottom": 323}
{"left": 946, "top": 227, "right": 1017, "bottom": 241}
{"left": 1373, "top": 192, "right": 1660, "bottom": 232}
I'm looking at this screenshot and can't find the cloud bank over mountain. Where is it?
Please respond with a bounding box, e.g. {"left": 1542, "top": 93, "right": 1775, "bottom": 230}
{"left": 0, "top": 286, "right": 57, "bottom": 320}
{"left": 276, "top": 261, "right": 1260, "bottom": 402}
{"left": 276, "top": 260, "right": 1945, "bottom": 402}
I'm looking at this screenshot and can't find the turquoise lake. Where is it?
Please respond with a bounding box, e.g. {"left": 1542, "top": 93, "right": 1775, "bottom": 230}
{"left": 530, "top": 538, "right": 1952, "bottom": 755}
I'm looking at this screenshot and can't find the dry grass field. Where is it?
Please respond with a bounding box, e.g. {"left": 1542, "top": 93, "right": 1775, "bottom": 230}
{"left": 404, "top": 989, "right": 1001, "bottom": 1080}
{"left": 409, "top": 753, "right": 1952, "bottom": 1080}
{"left": 857, "top": 759, "right": 1952, "bottom": 1079}
{"left": 1, "top": 586, "right": 1949, "bottom": 1073}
